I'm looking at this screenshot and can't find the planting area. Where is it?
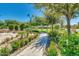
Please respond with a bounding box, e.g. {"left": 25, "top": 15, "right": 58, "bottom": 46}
{"left": 0, "top": 3, "right": 79, "bottom": 56}
{"left": 0, "top": 31, "right": 38, "bottom": 56}
{"left": 13, "top": 33, "right": 50, "bottom": 56}
{"left": 0, "top": 32, "right": 17, "bottom": 44}
{"left": 47, "top": 29, "right": 79, "bottom": 56}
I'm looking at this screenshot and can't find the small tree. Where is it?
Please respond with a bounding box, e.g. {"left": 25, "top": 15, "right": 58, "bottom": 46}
{"left": 8, "top": 25, "right": 14, "bottom": 31}
{"left": 20, "top": 24, "right": 25, "bottom": 31}
{"left": 15, "top": 25, "right": 19, "bottom": 31}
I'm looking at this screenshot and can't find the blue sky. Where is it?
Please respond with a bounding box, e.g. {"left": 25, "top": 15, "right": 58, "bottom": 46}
{"left": 0, "top": 3, "right": 79, "bottom": 25}
{"left": 0, "top": 3, "right": 43, "bottom": 22}
{"left": 64, "top": 17, "right": 79, "bottom": 25}
{"left": 71, "top": 17, "right": 79, "bottom": 25}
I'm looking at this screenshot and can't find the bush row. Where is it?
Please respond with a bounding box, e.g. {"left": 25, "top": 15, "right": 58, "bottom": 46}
{"left": 0, "top": 33, "right": 38, "bottom": 56}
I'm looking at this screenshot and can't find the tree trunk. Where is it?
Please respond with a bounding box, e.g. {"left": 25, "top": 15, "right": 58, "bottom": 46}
{"left": 66, "top": 17, "right": 71, "bottom": 35}
{"left": 66, "top": 4, "right": 71, "bottom": 36}
{"left": 51, "top": 20, "right": 54, "bottom": 36}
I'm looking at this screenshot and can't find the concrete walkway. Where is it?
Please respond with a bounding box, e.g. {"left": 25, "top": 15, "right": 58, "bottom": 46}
{"left": 16, "top": 33, "right": 50, "bottom": 56}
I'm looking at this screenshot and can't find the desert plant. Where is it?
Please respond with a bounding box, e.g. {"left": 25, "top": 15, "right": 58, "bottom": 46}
{"left": 0, "top": 47, "right": 11, "bottom": 56}
{"left": 20, "top": 39, "right": 28, "bottom": 47}
{"left": 48, "top": 48, "right": 57, "bottom": 56}
{"left": 11, "top": 40, "right": 21, "bottom": 52}
{"left": 28, "top": 33, "right": 37, "bottom": 42}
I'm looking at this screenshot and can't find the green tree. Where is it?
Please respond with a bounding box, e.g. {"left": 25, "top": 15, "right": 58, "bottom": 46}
{"left": 35, "top": 4, "right": 61, "bottom": 36}
{"left": 15, "top": 25, "right": 19, "bottom": 31}
{"left": 20, "top": 24, "right": 25, "bottom": 31}
{"left": 77, "top": 22, "right": 79, "bottom": 29}
{"left": 0, "top": 20, "right": 5, "bottom": 29}
{"left": 4, "top": 20, "right": 20, "bottom": 30}
{"left": 55, "top": 4, "right": 79, "bottom": 35}
{"left": 8, "top": 25, "right": 14, "bottom": 31}
{"left": 35, "top": 3, "right": 79, "bottom": 35}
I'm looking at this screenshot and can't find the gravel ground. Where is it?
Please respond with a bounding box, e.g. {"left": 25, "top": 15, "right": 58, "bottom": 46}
{"left": 0, "top": 32, "right": 17, "bottom": 44}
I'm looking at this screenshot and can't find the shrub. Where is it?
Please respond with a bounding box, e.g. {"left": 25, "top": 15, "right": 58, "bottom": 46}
{"left": 20, "top": 39, "right": 28, "bottom": 47}
{"left": 18, "top": 31, "right": 26, "bottom": 39}
{"left": 48, "top": 48, "right": 57, "bottom": 56}
{"left": 48, "top": 30, "right": 79, "bottom": 56}
{"left": 8, "top": 25, "right": 14, "bottom": 31}
{"left": 53, "top": 24, "right": 60, "bottom": 29}
{"left": 20, "top": 24, "right": 25, "bottom": 30}
{"left": 11, "top": 40, "right": 21, "bottom": 52}
{"left": 0, "top": 47, "right": 11, "bottom": 56}
{"left": 49, "top": 29, "right": 60, "bottom": 44}
{"left": 15, "top": 25, "right": 19, "bottom": 30}
{"left": 47, "top": 42, "right": 57, "bottom": 56}
{"left": 28, "top": 33, "right": 37, "bottom": 42}
{"left": 58, "top": 33, "right": 79, "bottom": 56}
{"left": 11, "top": 38, "right": 29, "bottom": 52}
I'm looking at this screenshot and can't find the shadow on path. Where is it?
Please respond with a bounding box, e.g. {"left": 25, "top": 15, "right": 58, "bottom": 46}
{"left": 30, "top": 33, "right": 50, "bottom": 53}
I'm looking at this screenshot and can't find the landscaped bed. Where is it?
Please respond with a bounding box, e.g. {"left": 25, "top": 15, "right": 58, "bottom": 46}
{"left": 0, "top": 31, "right": 38, "bottom": 56}
{"left": 47, "top": 30, "right": 79, "bottom": 56}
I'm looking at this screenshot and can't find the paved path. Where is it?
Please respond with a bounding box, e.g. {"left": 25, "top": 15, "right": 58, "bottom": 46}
{"left": 16, "top": 33, "right": 50, "bottom": 56}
